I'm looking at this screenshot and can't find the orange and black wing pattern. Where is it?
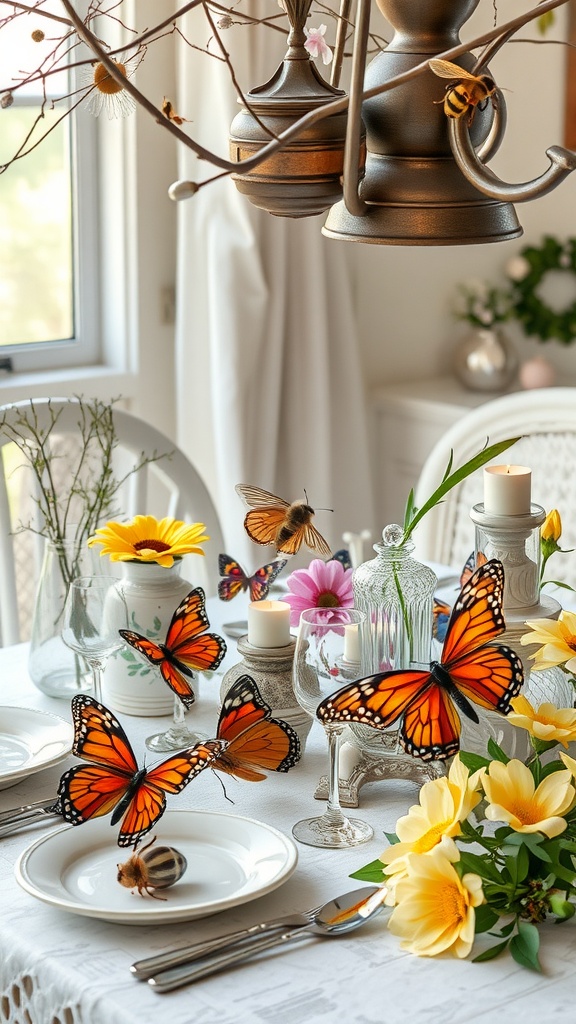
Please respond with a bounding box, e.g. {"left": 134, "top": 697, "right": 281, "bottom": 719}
{"left": 212, "top": 675, "right": 301, "bottom": 782}
{"left": 56, "top": 695, "right": 219, "bottom": 846}
{"left": 119, "top": 588, "right": 226, "bottom": 708}
{"left": 318, "top": 559, "right": 523, "bottom": 761}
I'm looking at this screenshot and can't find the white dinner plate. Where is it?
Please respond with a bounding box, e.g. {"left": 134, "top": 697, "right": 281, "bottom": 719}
{"left": 0, "top": 706, "right": 73, "bottom": 791}
{"left": 15, "top": 809, "right": 298, "bottom": 924}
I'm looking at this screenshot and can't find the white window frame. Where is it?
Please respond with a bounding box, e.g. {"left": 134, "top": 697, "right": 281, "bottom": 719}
{"left": 0, "top": 0, "right": 179, "bottom": 442}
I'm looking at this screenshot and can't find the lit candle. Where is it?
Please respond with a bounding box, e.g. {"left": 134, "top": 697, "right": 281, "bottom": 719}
{"left": 343, "top": 623, "right": 361, "bottom": 664}
{"left": 247, "top": 600, "right": 291, "bottom": 648}
{"left": 483, "top": 465, "right": 531, "bottom": 515}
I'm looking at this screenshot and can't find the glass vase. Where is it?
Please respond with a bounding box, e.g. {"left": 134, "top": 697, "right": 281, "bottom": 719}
{"left": 351, "top": 524, "right": 437, "bottom": 756}
{"left": 28, "top": 538, "right": 101, "bottom": 698}
{"left": 103, "top": 560, "right": 193, "bottom": 716}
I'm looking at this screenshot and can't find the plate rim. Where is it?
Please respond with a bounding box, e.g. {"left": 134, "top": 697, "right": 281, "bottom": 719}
{"left": 0, "top": 704, "right": 73, "bottom": 784}
{"left": 14, "top": 807, "right": 299, "bottom": 924}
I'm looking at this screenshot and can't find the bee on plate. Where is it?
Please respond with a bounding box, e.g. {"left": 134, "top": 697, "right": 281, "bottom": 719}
{"left": 117, "top": 837, "right": 187, "bottom": 899}
{"left": 235, "top": 483, "right": 331, "bottom": 557}
{"left": 428, "top": 59, "right": 498, "bottom": 123}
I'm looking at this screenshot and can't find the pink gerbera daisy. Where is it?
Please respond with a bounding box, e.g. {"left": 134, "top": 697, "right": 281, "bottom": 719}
{"left": 284, "top": 558, "right": 354, "bottom": 627}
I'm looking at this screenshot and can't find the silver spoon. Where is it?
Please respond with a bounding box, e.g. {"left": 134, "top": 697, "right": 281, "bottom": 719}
{"left": 147, "top": 885, "right": 388, "bottom": 993}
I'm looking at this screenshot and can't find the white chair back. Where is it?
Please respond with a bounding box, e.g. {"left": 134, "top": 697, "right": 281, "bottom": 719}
{"left": 412, "top": 387, "right": 576, "bottom": 587}
{"left": 0, "top": 399, "right": 225, "bottom": 645}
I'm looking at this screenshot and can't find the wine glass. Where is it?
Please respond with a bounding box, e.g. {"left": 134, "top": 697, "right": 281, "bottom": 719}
{"left": 62, "top": 576, "right": 127, "bottom": 703}
{"left": 146, "top": 690, "right": 203, "bottom": 753}
{"left": 292, "top": 607, "right": 373, "bottom": 848}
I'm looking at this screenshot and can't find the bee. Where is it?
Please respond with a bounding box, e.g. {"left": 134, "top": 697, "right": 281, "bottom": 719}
{"left": 235, "top": 483, "right": 331, "bottom": 557}
{"left": 428, "top": 59, "right": 498, "bottom": 123}
{"left": 117, "top": 837, "right": 187, "bottom": 899}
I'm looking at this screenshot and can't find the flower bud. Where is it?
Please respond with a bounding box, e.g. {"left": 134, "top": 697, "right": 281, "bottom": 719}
{"left": 549, "top": 891, "right": 575, "bottom": 920}
{"left": 542, "top": 509, "right": 562, "bottom": 544}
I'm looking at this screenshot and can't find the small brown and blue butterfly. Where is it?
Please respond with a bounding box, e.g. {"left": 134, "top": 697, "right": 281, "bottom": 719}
{"left": 218, "top": 554, "right": 287, "bottom": 602}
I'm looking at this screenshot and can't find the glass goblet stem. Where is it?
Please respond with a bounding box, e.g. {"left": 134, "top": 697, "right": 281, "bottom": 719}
{"left": 325, "top": 724, "right": 349, "bottom": 827}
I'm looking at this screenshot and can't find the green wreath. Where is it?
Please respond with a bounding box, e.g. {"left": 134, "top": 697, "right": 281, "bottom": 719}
{"left": 508, "top": 236, "right": 576, "bottom": 345}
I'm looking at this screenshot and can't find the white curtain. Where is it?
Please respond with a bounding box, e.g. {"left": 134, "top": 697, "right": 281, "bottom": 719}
{"left": 174, "top": 4, "right": 374, "bottom": 568}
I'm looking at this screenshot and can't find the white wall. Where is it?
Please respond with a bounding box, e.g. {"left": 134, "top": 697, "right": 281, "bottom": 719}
{"left": 349, "top": 1, "right": 576, "bottom": 388}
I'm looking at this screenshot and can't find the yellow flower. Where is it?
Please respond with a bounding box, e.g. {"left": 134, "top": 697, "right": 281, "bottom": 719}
{"left": 88, "top": 515, "right": 209, "bottom": 567}
{"left": 387, "top": 839, "right": 484, "bottom": 959}
{"left": 542, "top": 509, "right": 562, "bottom": 544}
{"left": 380, "top": 756, "right": 484, "bottom": 879}
{"left": 520, "top": 610, "right": 576, "bottom": 673}
{"left": 508, "top": 695, "right": 576, "bottom": 748}
{"left": 482, "top": 758, "right": 575, "bottom": 838}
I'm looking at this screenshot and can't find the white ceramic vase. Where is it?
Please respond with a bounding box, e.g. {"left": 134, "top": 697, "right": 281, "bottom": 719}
{"left": 102, "top": 560, "right": 193, "bottom": 716}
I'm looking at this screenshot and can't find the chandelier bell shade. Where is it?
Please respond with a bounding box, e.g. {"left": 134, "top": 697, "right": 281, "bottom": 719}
{"left": 228, "top": 3, "right": 365, "bottom": 218}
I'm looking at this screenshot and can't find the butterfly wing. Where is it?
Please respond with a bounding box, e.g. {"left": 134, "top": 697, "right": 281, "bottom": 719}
{"left": 441, "top": 559, "right": 506, "bottom": 666}
{"left": 448, "top": 644, "right": 524, "bottom": 715}
{"left": 432, "top": 598, "right": 451, "bottom": 643}
{"left": 317, "top": 669, "right": 432, "bottom": 729}
{"left": 119, "top": 631, "right": 165, "bottom": 667}
{"left": 400, "top": 685, "right": 461, "bottom": 761}
{"left": 116, "top": 742, "right": 222, "bottom": 848}
{"left": 248, "top": 559, "right": 287, "bottom": 602}
{"left": 165, "top": 588, "right": 227, "bottom": 673}
{"left": 57, "top": 695, "right": 139, "bottom": 826}
{"left": 214, "top": 675, "right": 301, "bottom": 781}
{"left": 218, "top": 555, "right": 248, "bottom": 602}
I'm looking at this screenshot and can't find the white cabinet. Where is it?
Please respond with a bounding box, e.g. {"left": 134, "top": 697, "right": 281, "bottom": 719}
{"left": 370, "top": 377, "right": 501, "bottom": 529}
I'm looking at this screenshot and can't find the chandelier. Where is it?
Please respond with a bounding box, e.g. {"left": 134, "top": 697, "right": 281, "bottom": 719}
{"left": 63, "top": 0, "right": 576, "bottom": 247}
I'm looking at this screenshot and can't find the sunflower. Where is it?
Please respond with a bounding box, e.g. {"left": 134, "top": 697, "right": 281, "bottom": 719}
{"left": 88, "top": 515, "right": 209, "bottom": 567}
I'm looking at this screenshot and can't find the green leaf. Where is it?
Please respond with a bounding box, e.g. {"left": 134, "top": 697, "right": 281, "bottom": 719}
{"left": 401, "top": 436, "right": 522, "bottom": 544}
{"left": 510, "top": 921, "right": 542, "bottom": 972}
{"left": 487, "top": 737, "right": 510, "bottom": 763}
{"left": 473, "top": 938, "right": 510, "bottom": 962}
{"left": 349, "top": 860, "right": 386, "bottom": 883}
{"left": 458, "top": 750, "right": 491, "bottom": 772}
{"left": 474, "top": 904, "right": 499, "bottom": 933}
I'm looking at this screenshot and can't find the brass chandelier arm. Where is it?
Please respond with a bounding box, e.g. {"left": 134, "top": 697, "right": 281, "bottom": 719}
{"left": 449, "top": 116, "right": 576, "bottom": 202}
{"left": 342, "top": 0, "right": 371, "bottom": 217}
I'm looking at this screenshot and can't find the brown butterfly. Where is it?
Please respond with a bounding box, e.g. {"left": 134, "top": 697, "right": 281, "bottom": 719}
{"left": 235, "top": 484, "right": 331, "bottom": 557}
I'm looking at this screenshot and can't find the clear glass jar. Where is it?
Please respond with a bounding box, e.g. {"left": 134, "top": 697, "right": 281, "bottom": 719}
{"left": 351, "top": 524, "right": 437, "bottom": 757}
{"left": 353, "top": 524, "right": 437, "bottom": 674}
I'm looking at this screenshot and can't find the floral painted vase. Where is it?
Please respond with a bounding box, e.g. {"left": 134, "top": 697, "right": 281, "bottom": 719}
{"left": 102, "top": 560, "right": 193, "bottom": 716}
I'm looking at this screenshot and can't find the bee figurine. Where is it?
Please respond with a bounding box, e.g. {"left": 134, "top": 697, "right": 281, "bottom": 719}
{"left": 428, "top": 59, "right": 498, "bottom": 123}
{"left": 117, "top": 837, "right": 188, "bottom": 899}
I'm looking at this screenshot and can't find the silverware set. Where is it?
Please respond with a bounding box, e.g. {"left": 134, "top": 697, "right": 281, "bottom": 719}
{"left": 0, "top": 798, "right": 60, "bottom": 837}
{"left": 131, "top": 886, "right": 387, "bottom": 992}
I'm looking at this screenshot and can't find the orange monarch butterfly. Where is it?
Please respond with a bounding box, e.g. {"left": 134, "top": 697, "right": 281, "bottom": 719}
{"left": 56, "top": 695, "right": 223, "bottom": 847}
{"left": 211, "top": 675, "right": 301, "bottom": 781}
{"left": 119, "top": 588, "right": 226, "bottom": 709}
{"left": 235, "top": 483, "right": 331, "bottom": 558}
{"left": 217, "top": 554, "right": 287, "bottom": 602}
{"left": 317, "top": 559, "right": 524, "bottom": 762}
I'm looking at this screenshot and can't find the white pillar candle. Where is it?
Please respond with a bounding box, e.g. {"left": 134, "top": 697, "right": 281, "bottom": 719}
{"left": 483, "top": 465, "right": 532, "bottom": 515}
{"left": 247, "top": 600, "right": 291, "bottom": 648}
{"left": 343, "top": 623, "right": 361, "bottom": 664}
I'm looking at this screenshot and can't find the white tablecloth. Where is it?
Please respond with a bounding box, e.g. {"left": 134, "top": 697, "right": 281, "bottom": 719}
{"left": 1, "top": 595, "right": 576, "bottom": 1024}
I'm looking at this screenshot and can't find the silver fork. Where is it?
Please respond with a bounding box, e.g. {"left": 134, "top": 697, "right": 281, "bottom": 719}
{"left": 130, "top": 904, "right": 323, "bottom": 981}
{"left": 0, "top": 800, "right": 60, "bottom": 837}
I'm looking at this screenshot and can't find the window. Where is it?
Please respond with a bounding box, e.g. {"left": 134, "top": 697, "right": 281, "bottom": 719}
{"left": 0, "top": 2, "right": 99, "bottom": 371}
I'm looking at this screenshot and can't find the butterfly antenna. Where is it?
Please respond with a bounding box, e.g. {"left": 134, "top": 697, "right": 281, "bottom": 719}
{"left": 211, "top": 768, "right": 234, "bottom": 804}
{"left": 303, "top": 489, "right": 333, "bottom": 513}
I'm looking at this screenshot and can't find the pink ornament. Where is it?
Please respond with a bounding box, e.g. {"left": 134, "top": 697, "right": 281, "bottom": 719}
{"left": 519, "top": 356, "right": 556, "bottom": 390}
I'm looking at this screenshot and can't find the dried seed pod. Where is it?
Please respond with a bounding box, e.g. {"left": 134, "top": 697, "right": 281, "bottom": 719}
{"left": 117, "top": 837, "right": 187, "bottom": 899}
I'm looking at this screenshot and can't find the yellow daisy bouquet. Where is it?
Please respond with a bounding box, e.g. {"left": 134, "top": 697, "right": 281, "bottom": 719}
{"left": 352, "top": 697, "right": 576, "bottom": 971}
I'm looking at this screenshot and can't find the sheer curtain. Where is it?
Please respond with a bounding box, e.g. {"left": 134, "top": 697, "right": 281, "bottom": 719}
{"left": 174, "top": 4, "right": 374, "bottom": 566}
